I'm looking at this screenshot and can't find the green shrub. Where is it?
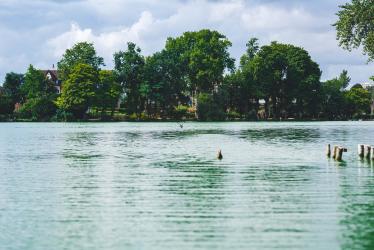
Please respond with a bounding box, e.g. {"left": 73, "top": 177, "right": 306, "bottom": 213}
{"left": 0, "top": 93, "right": 14, "bottom": 115}
{"left": 227, "top": 110, "right": 241, "bottom": 120}
{"left": 51, "top": 109, "right": 75, "bottom": 122}
{"left": 197, "top": 93, "right": 226, "bottom": 121}
{"left": 18, "top": 96, "right": 57, "bottom": 121}
{"left": 174, "top": 105, "right": 189, "bottom": 119}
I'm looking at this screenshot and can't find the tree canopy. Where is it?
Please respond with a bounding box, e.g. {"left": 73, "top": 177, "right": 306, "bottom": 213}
{"left": 165, "top": 29, "right": 235, "bottom": 93}
{"left": 334, "top": 0, "right": 374, "bottom": 61}
{"left": 57, "top": 42, "right": 104, "bottom": 81}
{"left": 56, "top": 63, "right": 98, "bottom": 119}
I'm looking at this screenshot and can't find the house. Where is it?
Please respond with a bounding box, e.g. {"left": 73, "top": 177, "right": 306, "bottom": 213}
{"left": 41, "top": 69, "right": 62, "bottom": 94}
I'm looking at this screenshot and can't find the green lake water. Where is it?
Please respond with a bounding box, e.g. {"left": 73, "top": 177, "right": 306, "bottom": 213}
{"left": 0, "top": 122, "right": 373, "bottom": 250}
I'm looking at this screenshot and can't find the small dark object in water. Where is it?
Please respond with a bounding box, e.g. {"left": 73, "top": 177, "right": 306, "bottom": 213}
{"left": 326, "top": 144, "right": 331, "bottom": 158}
{"left": 179, "top": 123, "right": 183, "bottom": 128}
{"left": 217, "top": 150, "right": 223, "bottom": 160}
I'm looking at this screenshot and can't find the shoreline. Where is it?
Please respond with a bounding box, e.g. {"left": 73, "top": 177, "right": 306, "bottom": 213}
{"left": 1, "top": 118, "right": 373, "bottom": 123}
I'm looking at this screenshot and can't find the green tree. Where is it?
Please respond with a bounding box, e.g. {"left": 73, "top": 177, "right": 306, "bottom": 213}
{"left": 165, "top": 29, "right": 235, "bottom": 93}
{"left": 2, "top": 72, "right": 24, "bottom": 105}
{"left": 321, "top": 71, "right": 352, "bottom": 119}
{"left": 251, "top": 42, "right": 321, "bottom": 119}
{"left": 17, "top": 65, "right": 57, "bottom": 120}
{"left": 18, "top": 96, "right": 57, "bottom": 121}
{"left": 56, "top": 63, "right": 98, "bottom": 119}
{"left": 334, "top": 0, "right": 374, "bottom": 61}
{"left": 22, "top": 65, "right": 56, "bottom": 99}
{"left": 0, "top": 87, "right": 13, "bottom": 115}
{"left": 240, "top": 37, "right": 260, "bottom": 67}
{"left": 58, "top": 42, "right": 104, "bottom": 81}
{"left": 114, "top": 42, "right": 145, "bottom": 115}
{"left": 196, "top": 92, "right": 226, "bottom": 121}
{"left": 344, "top": 84, "right": 371, "bottom": 117}
{"left": 142, "top": 49, "right": 188, "bottom": 117}
{"left": 97, "top": 70, "right": 121, "bottom": 118}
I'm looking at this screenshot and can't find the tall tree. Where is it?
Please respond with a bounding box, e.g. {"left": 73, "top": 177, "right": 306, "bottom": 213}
{"left": 344, "top": 84, "right": 371, "bottom": 117}
{"left": 22, "top": 65, "right": 56, "bottom": 99}
{"left": 321, "top": 70, "right": 353, "bottom": 119}
{"left": 56, "top": 63, "right": 98, "bottom": 119}
{"left": 251, "top": 42, "right": 321, "bottom": 119}
{"left": 2, "top": 72, "right": 24, "bottom": 105}
{"left": 97, "top": 70, "right": 121, "bottom": 117}
{"left": 240, "top": 37, "right": 260, "bottom": 67}
{"left": 18, "top": 65, "right": 57, "bottom": 120}
{"left": 334, "top": 0, "right": 374, "bottom": 61}
{"left": 58, "top": 42, "right": 104, "bottom": 81}
{"left": 142, "top": 49, "right": 188, "bottom": 117}
{"left": 114, "top": 42, "right": 145, "bottom": 115}
{"left": 165, "top": 29, "right": 235, "bottom": 93}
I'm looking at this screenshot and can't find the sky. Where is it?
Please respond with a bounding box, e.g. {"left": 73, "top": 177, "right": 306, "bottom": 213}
{"left": 0, "top": 0, "right": 372, "bottom": 84}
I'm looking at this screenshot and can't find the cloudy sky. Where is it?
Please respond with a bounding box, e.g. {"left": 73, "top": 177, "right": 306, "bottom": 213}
{"left": 0, "top": 0, "right": 372, "bottom": 84}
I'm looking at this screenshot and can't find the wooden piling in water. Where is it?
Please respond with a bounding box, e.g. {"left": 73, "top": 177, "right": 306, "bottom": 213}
{"left": 326, "top": 144, "right": 331, "bottom": 158}
{"left": 336, "top": 147, "right": 343, "bottom": 161}
{"left": 365, "top": 145, "right": 371, "bottom": 159}
{"left": 358, "top": 144, "right": 365, "bottom": 158}
{"left": 336, "top": 147, "right": 347, "bottom": 161}
{"left": 332, "top": 146, "right": 338, "bottom": 160}
{"left": 371, "top": 146, "right": 374, "bottom": 161}
{"left": 217, "top": 150, "right": 223, "bottom": 160}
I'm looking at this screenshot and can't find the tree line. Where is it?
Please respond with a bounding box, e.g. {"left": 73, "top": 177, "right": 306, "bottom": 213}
{"left": 0, "top": 0, "right": 373, "bottom": 122}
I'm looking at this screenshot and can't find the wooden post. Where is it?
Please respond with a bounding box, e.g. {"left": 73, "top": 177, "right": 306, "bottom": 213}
{"left": 371, "top": 146, "right": 374, "bottom": 161}
{"left": 365, "top": 145, "right": 371, "bottom": 159}
{"left": 336, "top": 147, "right": 347, "bottom": 161}
{"left": 336, "top": 147, "right": 343, "bottom": 161}
{"left": 326, "top": 144, "right": 331, "bottom": 158}
{"left": 332, "top": 146, "right": 338, "bottom": 159}
{"left": 358, "top": 144, "right": 365, "bottom": 158}
{"left": 217, "top": 150, "right": 223, "bottom": 160}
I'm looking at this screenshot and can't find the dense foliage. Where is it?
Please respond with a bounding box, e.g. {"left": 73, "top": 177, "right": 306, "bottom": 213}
{"left": 334, "top": 0, "right": 374, "bottom": 61}
{"left": 0, "top": 28, "right": 373, "bottom": 121}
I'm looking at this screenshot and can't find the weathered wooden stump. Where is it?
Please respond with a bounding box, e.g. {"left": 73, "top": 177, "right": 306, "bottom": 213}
{"left": 358, "top": 144, "right": 365, "bottom": 158}
{"left": 336, "top": 147, "right": 347, "bottom": 161}
{"left": 365, "top": 145, "right": 371, "bottom": 159}
{"left": 326, "top": 144, "right": 331, "bottom": 158}
{"left": 217, "top": 150, "right": 223, "bottom": 160}
{"left": 332, "top": 146, "right": 338, "bottom": 160}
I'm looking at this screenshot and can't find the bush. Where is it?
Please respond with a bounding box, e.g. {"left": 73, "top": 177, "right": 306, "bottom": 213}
{"left": 51, "top": 109, "right": 75, "bottom": 122}
{"left": 227, "top": 110, "right": 241, "bottom": 120}
{"left": 174, "top": 105, "right": 189, "bottom": 119}
{"left": 0, "top": 94, "right": 14, "bottom": 115}
{"left": 18, "top": 96, "right": 57, "bottom": 121}
{"left": 196, "top": 93, "right": 226, "bottom": 121}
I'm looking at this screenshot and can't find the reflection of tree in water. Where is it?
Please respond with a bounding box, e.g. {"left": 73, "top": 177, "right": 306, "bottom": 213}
{"left": 239, "top": 128, "right": 321, "bottom": 143}
{"left": 153, "top": 127, "right": 321, "bottom": 144}
{"left": 157, "top": 158, "right": 227, "bottom": 199}
{"left": 339, "top": 176, "right": 374, "bottom": 250}
{"left": 62, "top": 132, "right": 104, "bottom": 165}
{"left": 152, "top": 129, "right": 235, "bottom": 140}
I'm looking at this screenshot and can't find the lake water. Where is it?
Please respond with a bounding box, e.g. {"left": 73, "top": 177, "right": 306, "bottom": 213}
{"left": 0, "top": 122, "right": 373, "bottom": 250}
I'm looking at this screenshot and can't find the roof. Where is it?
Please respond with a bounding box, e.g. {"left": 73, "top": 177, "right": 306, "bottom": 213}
{"left": 41, "top": 70, "right": 59, "bottom": 82}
